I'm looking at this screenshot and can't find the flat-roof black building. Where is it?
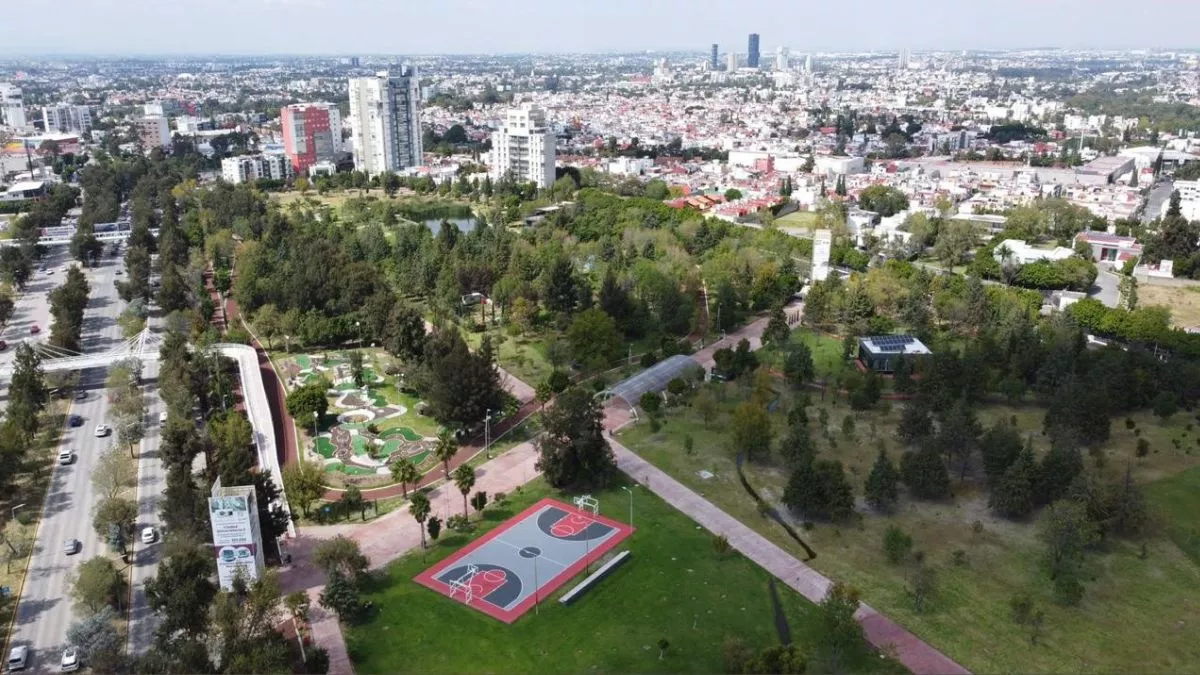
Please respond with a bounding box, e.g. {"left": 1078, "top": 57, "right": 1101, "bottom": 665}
{"left": 857, "top": 335, "right": 932, "bottom": 373}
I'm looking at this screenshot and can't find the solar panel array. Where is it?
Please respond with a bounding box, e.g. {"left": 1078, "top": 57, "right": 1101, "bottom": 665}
{"left": 868, "top": 335, "right": 916, "bottom": 353}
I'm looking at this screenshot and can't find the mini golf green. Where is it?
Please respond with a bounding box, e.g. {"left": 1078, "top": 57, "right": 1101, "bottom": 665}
{"left": 315, "top": 437, "right": 336, "bottom": 459}
{"left": 294, "top": 355, "right": 312, "bottom": 369}
{"left": 380, "top": 427, "right": 423, "bottom": 441}
{"left": 380, "top": 439, "right": 404, "bottom": 457}
{"left": 351, "top": 435, "right": 370, "bottom": 455}
{"left": 328, "top": 461, "right": 377, "bottom": 476}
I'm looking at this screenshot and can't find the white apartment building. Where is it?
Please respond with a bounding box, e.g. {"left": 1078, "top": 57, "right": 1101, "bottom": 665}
{"left": 0, "top": 83, "right": 26, "bottom": 129}
{"left": 348, "top": 68, "right": 422, "bottom": 175}
{"left": 221, "top": 154, "right": 294, "bottom": 184}
{"left": 489, "top": 104, "right": 556, "bottom": 188}
{"left": 137, "top": 115, "right": 172, "bottom": 151}
{"left": 1172, "top": 180, "right": 1200, "bottom": 222}
{"left": 42, "top": 105, "right": 92, "bottom": 134}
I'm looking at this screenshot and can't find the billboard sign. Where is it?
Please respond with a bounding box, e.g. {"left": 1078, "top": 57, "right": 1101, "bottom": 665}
{"left": 209, "top": 493, "right": 262, "bottom": 589}
{"left": 812, "top": 229, "right": 832, "bottom": 282}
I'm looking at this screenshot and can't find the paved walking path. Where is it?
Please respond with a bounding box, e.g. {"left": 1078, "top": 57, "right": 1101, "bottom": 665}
{"left": 606, "top": 431, "right": 970, "bottom": 675}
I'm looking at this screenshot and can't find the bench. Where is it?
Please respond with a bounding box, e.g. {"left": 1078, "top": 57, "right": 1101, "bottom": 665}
{"left": 558, "top": 550, "right": 631, "bottom": 605}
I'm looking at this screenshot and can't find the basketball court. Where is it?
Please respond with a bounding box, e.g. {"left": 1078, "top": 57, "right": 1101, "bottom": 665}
{"left": 414, "top": 497, "right": 634, "bottom": 623}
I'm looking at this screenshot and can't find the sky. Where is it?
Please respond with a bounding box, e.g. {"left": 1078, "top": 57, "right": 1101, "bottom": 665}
{"left": 2, "top": 0, "right": 1199, "bottom": 56}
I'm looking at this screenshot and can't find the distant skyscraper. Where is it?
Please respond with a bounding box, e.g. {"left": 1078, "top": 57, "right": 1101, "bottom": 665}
{"left": 489, "top": 103, "right": 556, "bottom": 189}
{"left": 726, "top": 52, "right": 739, "bottom": 72}
{"left": 0, "top": 83, "right": 27, "bottom": 129}
{"left": 282, "top": 102, "right": 343, "bottom": 174}
{"left": 711, "top": 43, "right": 719, "bottom": 70}
{"left": 137, "top": 116, "right": 171, "bottom": 151}
{"left": 804, "top": 53, "right": 814, "bottom": 73}
{"left": 776, "top": 46, "right": 790, "bottom": 71}
{"left": 747, "top": 33, "right": 761, "bottom": 68}
{"left": 348, "top": 68, "right": 423, "bottom": 174}
{"left": 898, "top": 48, "right": 911, "bottom": 69}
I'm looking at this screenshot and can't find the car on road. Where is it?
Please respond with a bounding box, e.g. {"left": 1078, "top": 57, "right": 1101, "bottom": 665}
{"left": 5, "top": 645, "right": 27, "bottom": 672}
{"left": 59, "top": 647, "right": 79, "bottom": 673}
{"left": 141, "top": 527, "right": 156, "bottom": 544}
{"left": 58, "top": 450, "right": 73, "bottom": 465}
{"left": 63, "top": 539, "right": 79, "bottom": 555}
{"left": 94, "top": 424, "right": 110, "bottom": 438}
{"left": 159, "top": 411, "right": 168, "bottom": 424}
{"left": 74, "top": 390, "right": 87, "bottom": 402}
{"left": 0, "top": 341, "right": 7, "bottom": 351}
{"left": 68, "top": 415, "right": 83, "bottom": 427}
{"left": 28, "top": 325, "right": 39, "bottom": 335}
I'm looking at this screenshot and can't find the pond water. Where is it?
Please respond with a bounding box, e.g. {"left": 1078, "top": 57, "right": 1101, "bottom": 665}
{"left": 424, "top": 217, "right": 477, "bottom": 234}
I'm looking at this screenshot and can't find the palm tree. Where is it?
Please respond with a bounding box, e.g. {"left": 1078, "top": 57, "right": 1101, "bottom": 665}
{"left": 434, "top": 429, "right": 458, "bottom": 478}
{"left": 390, "top": 458, "right": 421, "bottom": 497}
{"left": 997, "top": 244, "right": 1017, "bottom": 285}
{"left": 410, "top": 493, "right": 431, "bottom": 549}
{"left": 453, "top": 465, "right": 476, "bottom": 518}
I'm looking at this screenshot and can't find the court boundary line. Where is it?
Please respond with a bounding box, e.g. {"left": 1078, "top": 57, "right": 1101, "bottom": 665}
{"left": 413, "top": 497, "right": 635, "bottom": 623}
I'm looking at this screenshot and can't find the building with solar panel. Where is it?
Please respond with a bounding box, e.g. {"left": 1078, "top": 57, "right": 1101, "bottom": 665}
{"left": 857, "top": 335, "right": 932, "bottom": 373}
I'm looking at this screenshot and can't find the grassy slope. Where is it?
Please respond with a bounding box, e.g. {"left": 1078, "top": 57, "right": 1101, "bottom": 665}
{"left": 345, "top": 480, "right": 900, "bottom": 674}
{"left": 619, "top": 373, "right": 1200, "bottom": 674}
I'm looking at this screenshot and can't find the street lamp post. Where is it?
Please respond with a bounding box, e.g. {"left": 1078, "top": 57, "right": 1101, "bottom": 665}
{"left": 484, "top": 409, "right": 492, "bottom": 459}
{"left": 355, "top": 321, "right": 361, "bottom": 348}
{"left": 312, "top": 410, "right": 319, "bottom": 438}
{"left": 621, "top": 486, "right": 634, "bottom": 527}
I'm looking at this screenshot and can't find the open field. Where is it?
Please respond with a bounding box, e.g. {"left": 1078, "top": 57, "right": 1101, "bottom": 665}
{"left": 777, "top": 211, "right": 818, "bottom": 230}
{"left": 345, "top": 479, "right": 901, "bottom": 674}
{"left": 462, "top": 328, "right": 556, "bottom": 387}
{"left": 1138, "top": 283, "right": 1200, "bottom": 330}
{"left": 618, "top": 379, "right": 1200, "bottom": 674}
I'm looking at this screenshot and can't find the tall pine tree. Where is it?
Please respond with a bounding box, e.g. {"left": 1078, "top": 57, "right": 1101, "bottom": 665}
{"left": 865, "top": 448, "right": 901, "bottom": 513}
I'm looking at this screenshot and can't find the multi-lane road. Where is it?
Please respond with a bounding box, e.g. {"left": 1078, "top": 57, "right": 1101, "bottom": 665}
{"left": 2, "top": 247, "right": 165, "bottom": 671}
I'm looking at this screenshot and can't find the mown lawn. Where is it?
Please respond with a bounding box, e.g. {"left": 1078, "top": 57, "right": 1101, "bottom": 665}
{"left": 344, "top": 479, "right": 900, "bottom": 674}
{"left": 619, "top": 383, "right": 1200, "bottom": 674}
{"left": 462, "top": 328, "right": 556, "bottom": 386}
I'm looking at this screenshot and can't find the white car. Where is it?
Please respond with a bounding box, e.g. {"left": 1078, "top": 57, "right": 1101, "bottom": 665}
{"left": 94, "top": 424, "right": 110, "bottom": 438}
{"left": 159, "top": 411, "right": 168, "bottom": 424}
{"left": 6, "top": 645, "right": 27, "bottom": 672}
{"left": 58, "top": 450, "right": 73, "bottom": 466}
{"left": 63, "top": 538, "right": 80, "bottom": 555}
{"left": 59, "top": 647, "right": 79, "bottom": 673}
{"left": 141, "top": 527, "right": 156, "bottom": 544}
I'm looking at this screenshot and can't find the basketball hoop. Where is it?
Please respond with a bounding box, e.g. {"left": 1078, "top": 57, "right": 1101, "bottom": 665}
{"left": 574, "top": 494, "right": 599, "bottom": 515}
{"left": 447, "top": 564, "right": 479, "bottom": 603}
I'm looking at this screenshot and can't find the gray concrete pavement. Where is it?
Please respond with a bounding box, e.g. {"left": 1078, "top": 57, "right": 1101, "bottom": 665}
{"left": 1090, "top": 267, "right": 1122, "bottom": 308}
{"left": 126, "top": 356, "right": 163, "bottom": 656}
{"left": 5, "top": 251, "right": 139, "bottom": 673}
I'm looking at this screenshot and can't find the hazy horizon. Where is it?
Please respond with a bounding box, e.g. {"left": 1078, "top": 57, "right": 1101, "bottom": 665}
{"left": 1, "top": 0, "right": 1198, "bottom": 57}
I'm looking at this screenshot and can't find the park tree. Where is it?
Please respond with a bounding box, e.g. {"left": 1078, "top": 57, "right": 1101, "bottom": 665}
{"left": 777, "top": 419, "right": 816, "bottom": 469}
{"left": 67, "top": 607, "right": 123, "bottom": 672}
{"left": 48, "top": 265, "right": 90, "bottom": 352}
{"left": 692, "top": 387, "right": 719, "bottom": 427}
{"left": 981, "top": 421, "right": 1023, "bottom": 489}
{"left": 419, "top": 329, "right": 503, "bottom": 429}
{"left": 282, "top": 459, "right": 326, "bottom": 518}
{"left": 857, "top": 185, "right": 909, "bottom": 217}
{"left": 1035, "top": 444, "right": 1083, "bottom": 506}
{"left": 453, "top": 464, "right": 477, "bottom": 517}
{"left": 897, "top": 401, "right": 933, "bottom": 445}
{"left": 145, "top": 544, "right": 219, "bottom": 638}
{"left": 566, "top": 308, "right": 623, "bottom": 371}
{"left": 783, "top": 456, "right": 855, "bottom": 522}
{"left": 389, "top": 457, "right": 421, "bottom": 497}
{"left": 313, "top": 535, "right": 370, "bottom": 582}
{"left": 535, "top": 386, "right": 617, "bottom": 490}
{"left": 730, "top": 401, "right": 773, "bottom": 462}
{"left": 410, "top": 492, "right": 431, "bottom": 549}
{"left": 763, "top": 305, "right": 791, "bottom": 346}
{"left": 865, "top": 448, "right": 901, "bottom": 513}
{"left": 427, "top": 515, "right": 443, "bottom": 543}
{"left": 883, "top": 525, "right": 913, "bottom": 564}
{"left": 91, "top": 447, "right": 136, "bottom": 501}
{"left": 341, "top": 484, "right": 366, "bottom": 520}
{"left": 813, "top": 582, "right": 865, "bottom": 673}
{"left": 937, "top": 399, "right": 981, "bottom": 480}
{"left": 933, "top": 220, "right": 976, "bottom": 268}
{"left": 434, "top": 429, "right": 458, "bottom": 478}
{"left": 70, "top": 556, "right": 125, "bottom": 614}
{"left": 320, "top": 570, "right": 364, "bottom": 622}
{"left": 1038, "top": 499, "right": 1098, "bottom": 581}
{"left": 783, "top": 344, "right": 815, "bottom": 390}
{"left": 989, "top": 445, "right": 1036, "bottom": 519}
{"left": 208, "top": 572, "right": 292, "bottom": 673}
{"left": 91, "top": 497, "right": 137, "bottom": 541}
{"left": 285, "top": 381, "right": 330, "bottom": 424}
{"left": 901, "top": 447, "right": 951, "bottom": 500}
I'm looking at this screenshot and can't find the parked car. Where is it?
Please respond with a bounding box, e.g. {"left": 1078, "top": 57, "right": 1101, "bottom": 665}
{"left": 6, "top": 645, "right": 27, "bottom": 672}
{"left": 141, "top": 527, "right": 156, "bottom": 544}
{"left": 158, "top": 411, "right": 168, "bottom": 424}
{"left": 63, "top": 539, "right": 79, "bottom": 556}
{"left": 28, "top": 325, "right": 39, "bottom": 335}
{"left": 94, "top": 424, "right": 110, "bottom": 438}
{"left": 74, "top": 390, "right": 87, "bottom": 402}
{"left": 59, "top": 647, "right": 79, "bottom": 673}
{"left": 58, "top": 450, "right": 73, "bottom": 466}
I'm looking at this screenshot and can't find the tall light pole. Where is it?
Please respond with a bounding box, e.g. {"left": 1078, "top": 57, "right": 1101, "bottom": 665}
{"left": 355, "top": 321, "right": 361, "bottom": 348}
{"left": 484, "top": 409, "right": 492, "bottom": 459}
{"left": 621, "top": 486, "right": 634, "bottom": 527}
{"left": 312, "top": 410, "right": 319, "bottom": 438}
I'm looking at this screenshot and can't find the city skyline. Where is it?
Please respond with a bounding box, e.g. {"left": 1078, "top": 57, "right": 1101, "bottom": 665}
{"left": 2, "top": 0, "right": 1200, "bottom": 56}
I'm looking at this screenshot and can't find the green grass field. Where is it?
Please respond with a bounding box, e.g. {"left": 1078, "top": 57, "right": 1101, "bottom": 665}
{"left": 618, "top": 381, "right": 1200, "bottom": 674}
{"left": 462, "top": 329, "right": 555, "bottom": 386}
{"left": 345, "top": 479, "right": 900, "bottom": 674}
{"left": 777, "top": 211, "right": 819, "bottom": 230}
